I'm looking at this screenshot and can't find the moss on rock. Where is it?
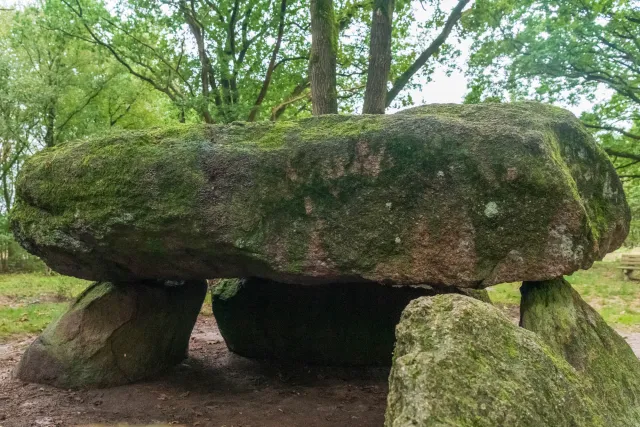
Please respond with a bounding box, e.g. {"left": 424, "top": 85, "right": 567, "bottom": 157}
{"left": 13, "top": 279, "right": 207, "bottom": 388}
{"left": 385, "top": 294, "right": 606, "bottom": 426}
{"left": 11, "top": 103, "right": 629, "bottom": 287}
{"left": 211, "top": 278, "right": 490, "bottom": 365}
{"left": 520, "top": 278, "right": 640, "bottom": 424}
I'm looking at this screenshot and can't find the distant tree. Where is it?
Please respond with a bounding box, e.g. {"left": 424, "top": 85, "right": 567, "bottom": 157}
{"left": 464, "top": 0, "right": 639, "bottom": 174}
{"left": 55, "top": 0, "right": 312, "bottom": 122}
{"left": 0, "top": 5, "right": 168, "bottom": 211}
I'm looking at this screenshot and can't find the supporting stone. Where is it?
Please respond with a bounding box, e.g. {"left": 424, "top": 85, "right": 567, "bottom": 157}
{"left": 520, "top": 278, "right": 640, "bottom": 423}
{"left": 14, "top": 279, "right": 207, "bottom": 389}
{"left": 211, "top": 278, "right": 490, "bottom": 365}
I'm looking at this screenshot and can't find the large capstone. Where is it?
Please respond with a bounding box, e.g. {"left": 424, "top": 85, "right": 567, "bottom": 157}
{"left": 13, "top": 279, "right": 207, "bottom": 388}
{"left": 385, "top": 289, "right": 640, "bottom": 426}
{"left": 11, "top": 103, "right": 628, "bottom": 287}
{"left": 211, "top": 278, "right": 490, "bottom": 365}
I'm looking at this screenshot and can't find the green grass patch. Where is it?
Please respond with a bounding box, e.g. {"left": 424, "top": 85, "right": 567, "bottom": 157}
{"left": 0, "top": 302, "right": 70, "bottom": 338}
{"left": 0, "top": 274, "right": 89, "bottom": 341}
{"left": 0, "top": 273, "right": 89, "bottom": 301}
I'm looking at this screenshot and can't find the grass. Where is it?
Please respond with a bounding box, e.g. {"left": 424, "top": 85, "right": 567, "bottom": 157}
{"left": 0, "top": 273, "right": 89, "bottom": 300}
{"left": 489, "top": 261, "right": 640, "bottom": 330}
{"left": 0, "top": 303, "right": 70, "bottom": 337}
{"left": 0, "top": 274, "right": 89, "bottom": 342}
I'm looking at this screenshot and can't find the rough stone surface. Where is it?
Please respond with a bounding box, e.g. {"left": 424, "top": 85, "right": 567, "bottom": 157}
{"left": 211, "top": 278, "right": 491, "bottom": 365}
{"left": 520, "top": 278, "right": 640, "bottom": 424}
{"left": 385, "top": 293, "right": 639, "bottom": 427}
{"left": 13, "top": 279, "right": 207, "bottom": 388}
{"left": 11, "top": 103, "right": 629, "bottom": 287}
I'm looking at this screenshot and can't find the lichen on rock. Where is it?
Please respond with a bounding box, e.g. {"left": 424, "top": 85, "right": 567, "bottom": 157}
{"left": 386, "top": 283, "right": 640, "bottom": 427}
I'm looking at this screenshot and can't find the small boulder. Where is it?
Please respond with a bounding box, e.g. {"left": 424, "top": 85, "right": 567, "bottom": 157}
{"left": 14, "top": 279, "right": 207, "bottom": 388}
{"left": 385, "top": 294, "right": 604, "bottom": 426}
{"left": 212, "top": 278, "right": 490, "bottom": 365}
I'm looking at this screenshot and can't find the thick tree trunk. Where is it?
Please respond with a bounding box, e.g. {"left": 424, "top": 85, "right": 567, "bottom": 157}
{"left": 309, "top": 0, "right": 338, "bottom": 115}
{"left": 362, "top": 0, "right": 394, "bottom": 114}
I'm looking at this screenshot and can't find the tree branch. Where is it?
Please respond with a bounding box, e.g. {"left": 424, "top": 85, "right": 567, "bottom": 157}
{"left": 605, "top": 148, "right": 640, "bottom": 162}
{"left": 584, "top": 123, "right": 640, "bottom": 140}
{"left": 271, "top": 79, "right": 310, "bottom": 120}
{"left": 57, "top": 75, "right": 114, "bottom": 132}
{"left": 386, "top": 0, "right": 470, "bottom": 107}
{"left": 248, "top": 0, "right": 287, "bottom": 121}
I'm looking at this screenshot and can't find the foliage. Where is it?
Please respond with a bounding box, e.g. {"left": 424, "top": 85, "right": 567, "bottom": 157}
{"left": 464, "top": 0, "right": 640, "bottom": 169}
{"left": 0, "top": 215, "right": 45, "bottom": 273}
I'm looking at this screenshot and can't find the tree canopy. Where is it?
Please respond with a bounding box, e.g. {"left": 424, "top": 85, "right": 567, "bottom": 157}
{"left": 465, "top": 0, "right": 639, "bottom": 173}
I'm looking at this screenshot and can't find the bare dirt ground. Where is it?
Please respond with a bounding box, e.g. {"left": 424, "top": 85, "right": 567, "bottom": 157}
{"left": 3, "top": 314, "right": 640, "bottom": 427}
{"left": 0, "top": 316, "right": 389, "bottom": 427}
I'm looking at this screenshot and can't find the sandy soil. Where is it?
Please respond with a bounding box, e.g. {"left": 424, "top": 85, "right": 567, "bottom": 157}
{"left": 0, "top": 316, "right": 389, "bottom": 427}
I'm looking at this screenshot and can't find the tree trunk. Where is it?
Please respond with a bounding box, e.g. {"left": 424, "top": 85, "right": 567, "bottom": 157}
{"left": 182, "top": 5, "right": 214, "bottom": 124}
{"left": 309, "top": 0, "right": 338, "bottom": 115}
{"left": 362, "top": 0, "right": 394, "bottom": 114}
{"left": 2, "top": 171, "right": 11, "bottom": 212}
{"left": 44, "top": 104, "right": 55, "bottom": 147}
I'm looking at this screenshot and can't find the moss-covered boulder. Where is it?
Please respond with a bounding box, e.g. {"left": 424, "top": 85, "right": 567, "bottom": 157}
{"left": 211, "top": 278, "right": 490, "bottom": 365}
{"left": 386, "top": 290, "right": 640, "bottom": 426}
{"left": 520, "top": 278, "right": 640, "bottom": 423}
{"left": 11, "top": 103, "right": 628, "bottom": 287}
{"left": 385, "top": 294, "right": 605, "bottom": 426}
{"left": 14, "top": 279, "right": 207, "bottom": 388}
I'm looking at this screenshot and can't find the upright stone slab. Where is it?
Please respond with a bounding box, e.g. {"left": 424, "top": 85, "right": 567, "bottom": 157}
{"left": 385, "top": 294, "right": 603, "bottom": 426}
{"left": 11, "top": 103, "right": 629, "bottom": 287}
{"left": 212, "top": 278, "right": 490, "bottom": 365}
{"left": 520, "top": 278, "right": 640, "bottom": 423}
{"left": 14, "top": 279, "right": 207, "bottom": 388}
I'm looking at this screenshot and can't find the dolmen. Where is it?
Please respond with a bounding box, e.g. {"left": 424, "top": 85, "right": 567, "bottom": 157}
{"left": 9, "top": 102, "right": 640, "bottom": 424}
